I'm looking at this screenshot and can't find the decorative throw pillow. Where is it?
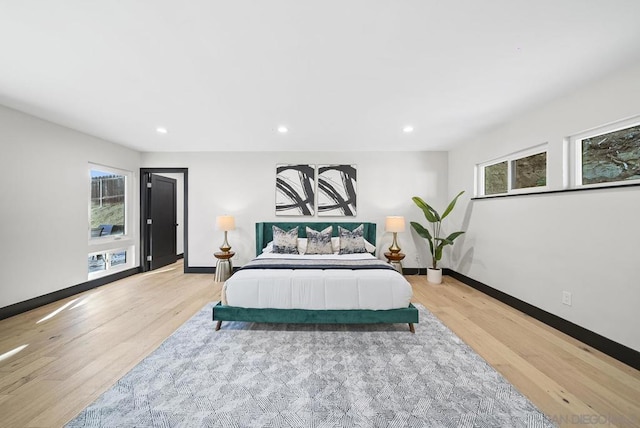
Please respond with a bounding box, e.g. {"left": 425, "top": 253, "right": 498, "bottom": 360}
{"left": 272, "top": 226, "right": 299, "bottom": 254}
{"left": 305, "top": 226, "right": 334, "bottom": 255}
{"left": 331, "top": 236, "right": 376, "bottom": 253}
{"left": 338, "top": 224, "right": 367, "bottom": 254}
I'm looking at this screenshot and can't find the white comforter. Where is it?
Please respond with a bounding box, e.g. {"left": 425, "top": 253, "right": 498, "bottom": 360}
{"left": 222, "top": 253, "right": 413, "bottom": 310}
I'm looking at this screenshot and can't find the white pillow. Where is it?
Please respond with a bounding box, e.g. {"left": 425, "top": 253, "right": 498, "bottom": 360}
{"left": 298, "top": 238, "right": 308, "bottom": 254}
{"left": 263, "top": 238, "right": 308, "bottom": 254}
{"left": 364, "top": 239, "right": 377, "bottom": 253}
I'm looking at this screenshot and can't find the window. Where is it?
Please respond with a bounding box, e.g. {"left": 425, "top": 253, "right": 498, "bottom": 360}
{"left": 88, "top": 163, "right": 134, "bottom": 279}
{"left": 484, "top": 161, "right": 507, "bottom": 195}
{"left": 477, "top": 145, "right": 548, "bottom": 197}
{"left": 513, "top": 152, "right": 547, "bottom": 189}
{"left": 90, "top": 168, "right": 126, "bottom": 238}
{"left": 88, "top": 249, "right": 127, "bottom": 273}
{"left": 573, "top": 121, "right": 640, "bottom": 187}
{"left": 88, "top": 247, "right": 133, "bottom": 280}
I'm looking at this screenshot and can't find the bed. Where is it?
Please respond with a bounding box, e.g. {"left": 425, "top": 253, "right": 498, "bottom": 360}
{"left": 212, "top": 221, "right": 418, "bottom": 332}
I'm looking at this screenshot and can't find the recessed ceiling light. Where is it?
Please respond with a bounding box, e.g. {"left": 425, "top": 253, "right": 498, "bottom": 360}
{"left": 156, "top": 127, "right": 168, "bottom": 134}
{"left": 403, "top": 126, "right": 414, "bottom": 133}
{"left": 277, "top": 126, "right": 288, "bottom": 134}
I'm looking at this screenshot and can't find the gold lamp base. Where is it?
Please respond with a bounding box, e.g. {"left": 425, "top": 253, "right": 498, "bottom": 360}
{"left": 219, "top": 231, "right": 232, "bottom": 253}
{"left": 388, "top": 232, "right": 401, "bottom": 254}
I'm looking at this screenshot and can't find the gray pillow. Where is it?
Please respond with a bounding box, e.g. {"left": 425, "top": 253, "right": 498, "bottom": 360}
{"left": 338, "top": 224, "right": 367, "bottom": 254}
{"left": 305, "top": 226, "right": 334, "bottom": 255}
{"left": 272, "top": 226, "right": 299, "bottom": 254}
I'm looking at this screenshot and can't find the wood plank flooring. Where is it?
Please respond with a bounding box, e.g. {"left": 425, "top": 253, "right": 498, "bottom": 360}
{"left": 0, "top": 261, "right": 638, "bottom": 427}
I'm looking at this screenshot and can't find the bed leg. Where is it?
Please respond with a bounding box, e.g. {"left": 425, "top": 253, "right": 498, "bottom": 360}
{"left": 408, "top": 323, "right": 415, "bottom": 334}
{"left": 215, "top": 320, "right": 222, "bottom": 331}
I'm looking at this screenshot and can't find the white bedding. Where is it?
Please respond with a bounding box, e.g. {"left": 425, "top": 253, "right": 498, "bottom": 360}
{"left": 222, "top": 253, "right": 413, "bottom": 310}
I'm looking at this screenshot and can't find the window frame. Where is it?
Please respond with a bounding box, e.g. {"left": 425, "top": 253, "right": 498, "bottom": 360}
{"left": 88, "top": 246, "right": 135, "bottom": 281}
{"left": 476, "top": 143, "right": 549, "bottom": 197}
{"left": 88, "top": 163, "right": 135, "bottom": 280}
{"left": 479, "top": 160, "right": 508, "bottom": 196}
{"left": 88, "top": 163, "right": 131, "bottom": 242}
{"left": 569, "top": 116, "right": 640, "bottom": 189}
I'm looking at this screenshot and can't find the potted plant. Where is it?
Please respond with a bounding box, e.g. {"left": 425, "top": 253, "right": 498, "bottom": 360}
{"left": 410, "top": 191, "right": 465, "bottom": 284}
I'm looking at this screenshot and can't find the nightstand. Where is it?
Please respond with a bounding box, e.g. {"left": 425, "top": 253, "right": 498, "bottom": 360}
{"left": 384, "top": 251, "right": 405, "bottom": 274}
{"left": 214, "top": 251, "right": 235, "bottom": 282}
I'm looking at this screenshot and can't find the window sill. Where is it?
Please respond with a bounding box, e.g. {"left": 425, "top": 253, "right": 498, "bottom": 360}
{"left": 89, "top": 236, "right": 135, "bottom": 250}
{"left": 472, "top": 181, "right": 640, "bottom": 200}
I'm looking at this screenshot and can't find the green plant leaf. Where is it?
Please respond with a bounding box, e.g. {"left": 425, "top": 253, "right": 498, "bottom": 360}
{"left": 441, "top": 191, "right": 465, "bottom": 220}
{"left": 445, "top": 231, "right": 465, "bottom": 243}
{"left": 412, "top": 197, "right": 439, "bottom": 223}
{"left": 410, "top": 221, "right": 435, "bottom": 256}
{"left": 410, "top": 221, "right": 432, "bottom": 240}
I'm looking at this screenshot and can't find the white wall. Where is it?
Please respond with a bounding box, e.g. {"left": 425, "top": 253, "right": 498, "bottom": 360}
{"left": 448, "top": 59, "right": 640, "bottom": 352}
{"left": 0, "top": 104, "right": 446, "bottom": 310}
{"left": 141, "top": 151, "right": 449, "bottom": 268}
{"left": 0, "top": 105, "right": 141, "bottom": 308}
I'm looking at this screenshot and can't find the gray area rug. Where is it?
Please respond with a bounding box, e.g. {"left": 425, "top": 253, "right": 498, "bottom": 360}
{"left": 67, "top": 303, "right": 555, "bottom": 427}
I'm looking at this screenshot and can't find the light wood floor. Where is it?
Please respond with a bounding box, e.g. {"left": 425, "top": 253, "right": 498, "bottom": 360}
{"left": 0, "top": 261, "right": 638, "bottom": 427}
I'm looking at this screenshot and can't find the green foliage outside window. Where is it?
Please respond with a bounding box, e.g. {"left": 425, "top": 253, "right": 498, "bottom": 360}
{"left": 582, "top": 125, "right": 640, "bottom": 185}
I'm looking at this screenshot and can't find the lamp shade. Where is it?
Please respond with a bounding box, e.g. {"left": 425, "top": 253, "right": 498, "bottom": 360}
{"left": 385, "top": 216, "right": 405, "bottom": 233}
{"left": 216, "top": 215, "right": 235, "bottom": 231}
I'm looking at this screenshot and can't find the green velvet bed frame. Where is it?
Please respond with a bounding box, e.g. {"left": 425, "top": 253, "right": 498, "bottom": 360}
{"left": 212, "top": 221, "right": 419, "bottom": 332}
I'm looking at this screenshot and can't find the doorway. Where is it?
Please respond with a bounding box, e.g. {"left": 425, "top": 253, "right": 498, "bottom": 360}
{"left": 140, "top": 168, "right": 188, "bottom": 272}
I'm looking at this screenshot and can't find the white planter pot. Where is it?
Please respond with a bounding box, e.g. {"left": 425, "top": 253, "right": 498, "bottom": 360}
{"left": 427, "top": 268, "right": 442, "bottom": 284}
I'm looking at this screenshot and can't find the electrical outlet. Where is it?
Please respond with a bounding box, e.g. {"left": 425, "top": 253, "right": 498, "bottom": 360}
{"left": 562, "top": 291, "right": 572, "bottom": 306}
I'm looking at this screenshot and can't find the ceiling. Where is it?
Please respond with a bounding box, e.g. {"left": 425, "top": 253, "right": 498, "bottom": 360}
{"left": 1, "top": 1, "right": 640, "bottom": 153}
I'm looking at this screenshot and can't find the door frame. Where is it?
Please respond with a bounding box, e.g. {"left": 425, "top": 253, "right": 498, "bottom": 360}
{"left": 140, "top": 168, "right": 189, "bottom": 273}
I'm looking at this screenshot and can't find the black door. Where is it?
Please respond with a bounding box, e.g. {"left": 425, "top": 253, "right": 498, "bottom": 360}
{"left": 146, "top": 174, "right": 178, "bottom": 270}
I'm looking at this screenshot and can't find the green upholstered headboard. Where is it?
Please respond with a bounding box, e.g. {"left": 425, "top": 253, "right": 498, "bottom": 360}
{"left": 255, "top": 222, "right": 377, "bottom": 256}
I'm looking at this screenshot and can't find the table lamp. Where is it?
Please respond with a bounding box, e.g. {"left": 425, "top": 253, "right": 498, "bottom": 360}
{"left": 216, "top": 215, "right": 235, "bottom": 253}
{"left": 385, "top": 216, "right": 405, "bottom": 254}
